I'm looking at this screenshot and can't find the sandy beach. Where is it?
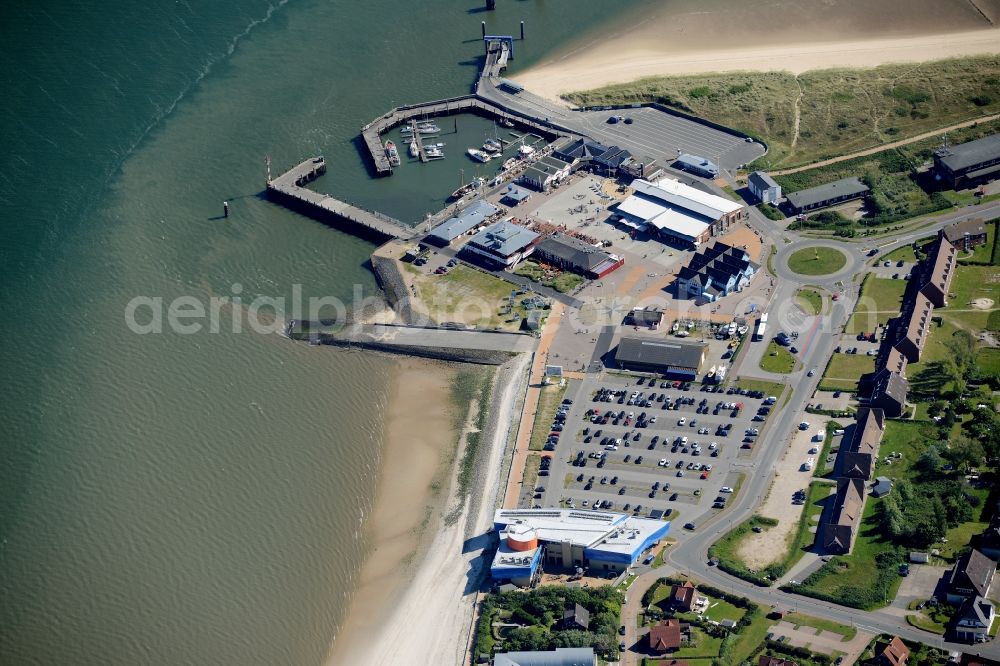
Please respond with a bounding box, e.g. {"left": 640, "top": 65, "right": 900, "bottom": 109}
{"left": 324, "top": 358, "right": 460, "bottom": 664}
{"left": 516, "top": 0, "right": 1000, "bottom": 102}
{"left": 325, "top": 354, "right": 530, "bottom": 665}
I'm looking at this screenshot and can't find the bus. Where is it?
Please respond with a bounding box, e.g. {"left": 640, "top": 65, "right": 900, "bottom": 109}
{"left": 754, "top": 312, "right": 768, "bottom": 341}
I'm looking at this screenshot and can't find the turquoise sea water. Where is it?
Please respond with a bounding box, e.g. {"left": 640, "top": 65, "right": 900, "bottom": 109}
{"left": 0, "top": 1, "right": 650, "bottom": 663}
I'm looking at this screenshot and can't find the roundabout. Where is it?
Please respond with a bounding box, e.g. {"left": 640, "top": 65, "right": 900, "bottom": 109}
{"left": 786, "top": 246, "right": 848, "bottom": 276}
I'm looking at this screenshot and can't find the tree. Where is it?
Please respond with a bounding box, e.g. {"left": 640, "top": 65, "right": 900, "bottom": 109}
{"left": 915, "top": 446, "right": 943, "bottom": 476}
{"left": 945, "top": 330, "right": 977, "bottom": 375}
{"left": 944, "top": 435, "right": 985, "bottom": 472}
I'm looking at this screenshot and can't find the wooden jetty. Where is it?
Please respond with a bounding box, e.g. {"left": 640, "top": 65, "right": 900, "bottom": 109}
{"left": 266, "top": 157, "right": 415, "bottom": 241}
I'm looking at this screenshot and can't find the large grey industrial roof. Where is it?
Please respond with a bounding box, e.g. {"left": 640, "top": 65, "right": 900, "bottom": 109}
{"left": 428, "top": 200, "right": 499, "bottom": 241}
{"left": 785, "top": 177, "right": 869, "bottom": 209}
{"left": 936, "top": 133, "right": 1000, "bottom": 172}
{"left": 535, "top": 234, "right": 614, "bottom": 271}
{"left": 467, "top": 219, "right": 539, "bottom": 257}
{"left": 615, "top": 337, "right": 706, "bottom": 370}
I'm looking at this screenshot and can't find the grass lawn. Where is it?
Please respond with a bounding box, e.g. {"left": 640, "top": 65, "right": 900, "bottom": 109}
{"left": 819, "top": 353, "right": 875, "bottom": 392}
{"left": 514, "top": 260, "right": 585, "bottom": 294}
{"left": 794, "top": 498, "right": 903, "bottom": 609}
{"left": 935, "top": 263, "right": 1000, "bottom": 331}
{"left": 796, "top": 288, "right": 823, "bottom": 315}
{"left": 792, "top": 482, "right": 832, "bottom": 563}
{"left": 702, "top": 598, "right": 746, "bottom": 624}
{"left": 936, "top": 521, "right": 989, "bottom": 562}
{"left": 673, "top": 628, "right": 723, "bottom": 659}
{"left": 760, "top": 342, "right": 798, "bottom": 374}
{"left": 883, "top": 244, "right": 920, "bottom": 263}
{"left": 562, "top": 56, "right": 1000, "bottom": 169}
{"left": 408, "top": 264, "right": 521, "bottom": 330}
{"left": 816, "top": 421, "right": 845, "bottom": 478}
{"left": 733, "top": 378, "right": 787, "bottom": 398}
{"left": 727, "top": 610, "right": 773, "bottom": 664}
{"left": 906, "top": 318, "right": 966, "bottom": 398}
{"left": 977, "top": 347, "right": 1000, "bottom": 382}
{"left": 528, "top": 384, "right": 567, "bottom": 451}
{"left": 906, "top": 604, "right": 955, "bottom": 634}
{"left": 845, "top": 276, "right": 907, "bottom": 334}
{"left": 877, "top": 420, "right": 930, "bottom": 479}
{"left": 787, "top": 247, "right": 847, "bottom": 276}
{"left": 784, "top": 612, "right": 856, "bottom": 641}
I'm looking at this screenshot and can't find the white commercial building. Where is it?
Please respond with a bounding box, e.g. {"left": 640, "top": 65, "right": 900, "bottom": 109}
{"left": 490, "top": 508, "right": 670, "bottom": 586}
{"left": 615, "top": 178, "right": 744, "bottom": 247}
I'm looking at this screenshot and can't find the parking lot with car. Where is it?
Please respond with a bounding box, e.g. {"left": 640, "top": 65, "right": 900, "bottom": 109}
{"left": 536, "top": 373, "right": 779, "bottom": 530}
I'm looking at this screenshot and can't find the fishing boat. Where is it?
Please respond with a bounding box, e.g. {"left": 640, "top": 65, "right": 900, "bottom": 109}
{"left": 467, "top": 148, "right": 492, "bottom": 163}
{"left": 384, "top": 140, "right": 400, "bottom": 166}
{"left": 449, "top": 176, "right": 485, "bottom": 201}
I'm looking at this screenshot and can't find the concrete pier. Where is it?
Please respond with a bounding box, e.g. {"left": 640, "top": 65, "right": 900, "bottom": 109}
{"left": 293, "top": 323, "right": 538, "bottom": 365}
{"left": 266, "top": 157, "right": 415, "bottom": 241}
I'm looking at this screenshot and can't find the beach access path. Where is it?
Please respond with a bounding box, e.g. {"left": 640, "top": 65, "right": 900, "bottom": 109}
{"left": 503, "top": 301, "right": 567, "bottom": 508}
{"left": 350, "top": 354, "right": 530, "bottom": 666}
{"left": 770, "top": 113, "right": 1000, "bottom": 176}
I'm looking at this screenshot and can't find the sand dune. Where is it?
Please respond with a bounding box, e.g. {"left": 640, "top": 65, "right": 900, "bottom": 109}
{"left": 516, "top": 0, "right": 1000, "bottom": 102}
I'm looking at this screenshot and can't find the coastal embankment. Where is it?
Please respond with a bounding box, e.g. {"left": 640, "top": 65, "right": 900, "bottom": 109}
{"left": 515, "top": 0, "right": 1000, "bottom": 102}
{"left": 329, "top": 353, "right": 530, "bottom": 665}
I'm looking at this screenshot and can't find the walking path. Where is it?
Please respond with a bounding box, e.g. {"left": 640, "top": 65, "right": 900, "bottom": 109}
{"left": 502, "top": 302, "right": 566, "bottom": 508}
{"left": 770, "top": 113, "right": 1000, "bottom": 176}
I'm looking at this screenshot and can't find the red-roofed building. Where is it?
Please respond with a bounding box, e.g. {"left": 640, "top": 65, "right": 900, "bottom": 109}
{"left": 875, "top": 636, "right": 910, "bottom": 666}
{"left": 647, "top": 618, "right": 688, "bottom": 653}
{"left": 669, "top": 581, "right": 700, "bottom": 612}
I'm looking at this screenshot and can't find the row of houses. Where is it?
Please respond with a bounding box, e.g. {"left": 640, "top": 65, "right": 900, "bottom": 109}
{"left": 820, "top": 234, "right": 961, "bottom": 554}
{"left": 676, "top": 241, "right": 758, "bottom": 302}
{"left": 614, "top": 177, "right": 746, "bottom": 248}
{"left": 859, "top": 234, "right": 958, "bottom": 417}
{"left": 819, "top": 407, "right": 886, "bottom": 554}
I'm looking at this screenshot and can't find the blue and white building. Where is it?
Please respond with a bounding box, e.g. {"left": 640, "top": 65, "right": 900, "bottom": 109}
{"left": 491, "top": 509, "right": 670, "bottom": 586}
{"left": 676, "top": 242, "right": 757, "bottom": 302}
